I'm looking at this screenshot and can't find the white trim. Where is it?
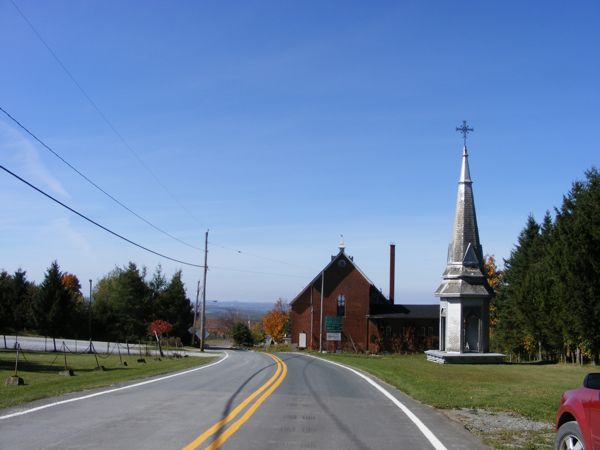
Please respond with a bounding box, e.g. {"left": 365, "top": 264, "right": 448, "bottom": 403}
{"left": 0, "top": 351, "right": 229, "bottom": 421}
{"left": 299, "top": 353, "right": 447, "bottom": 450}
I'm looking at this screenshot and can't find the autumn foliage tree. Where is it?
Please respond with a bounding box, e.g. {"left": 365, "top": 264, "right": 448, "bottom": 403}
{"left": 262, "top": 299, "right": 289, "bottom": 343}
{"left": 483, "top": 255, "right": 503, "bottom": 333}
{"left": 250, "top": 321, "right": 265, "bottom": 345}
{"left": 148, "top": 320, "right": 173, "bottom": 337}
{"left": 61, "top": 273, "right": 82, "bottom": 297}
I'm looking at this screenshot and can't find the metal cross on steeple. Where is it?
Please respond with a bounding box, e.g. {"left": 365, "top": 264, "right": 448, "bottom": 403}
{"left": 456, "top": 120, "right": 474, "bottom": 146}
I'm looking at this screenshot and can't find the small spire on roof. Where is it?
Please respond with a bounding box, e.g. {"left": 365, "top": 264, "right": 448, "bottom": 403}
{"left": 460, "top": 145, "right": 472, "bottom": 183}
{"left": 338, "top": 234, "right": 346, "bottom": 253}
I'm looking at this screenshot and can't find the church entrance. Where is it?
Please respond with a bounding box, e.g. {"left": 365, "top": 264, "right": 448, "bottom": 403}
{"left": 440, "top": 317, "right": 446, "bottom": 351}
{"left": 464, "top": 310, "right": 481, "bottom": 352}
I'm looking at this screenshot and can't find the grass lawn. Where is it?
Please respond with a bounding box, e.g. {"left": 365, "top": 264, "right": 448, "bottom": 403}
{"left": 0, "top": 349, "right": 217, "bottom": 410}
{"left": 319, "top": 353, "right": 590, "bottom": 424}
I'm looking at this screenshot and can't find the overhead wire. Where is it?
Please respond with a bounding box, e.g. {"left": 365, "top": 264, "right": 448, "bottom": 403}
{"left": 9, "top": 0, "right": 327, "bottom": 277}
{"left": 0, "top": 106, "right": 203, "bottom": 252}
{"left": 0, "top": 163, "right": 204, "bottom": 268}
{"left": 9, "top": 0, "right": 203, "bottom": 226}
{"left": 208, "top": 241, "right": 318, "bottom": 271}
{"left": 210, "top": 265, "right": 309, "bottom": 278}
{"left": 0, "top": 163, "right": 314, "bottom": 278}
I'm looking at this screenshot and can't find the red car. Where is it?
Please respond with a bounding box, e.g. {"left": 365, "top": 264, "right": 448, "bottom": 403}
{"left": 556, "top": 373, "right": 600, "bottom": 450}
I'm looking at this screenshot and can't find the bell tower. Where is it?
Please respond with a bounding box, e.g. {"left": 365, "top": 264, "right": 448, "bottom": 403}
{"left": 426, "top": 122, "right": 504, "bottom": 363}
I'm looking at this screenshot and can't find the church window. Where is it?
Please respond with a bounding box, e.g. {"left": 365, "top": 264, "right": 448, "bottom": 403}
{"left": 337, "top": 294, "right": 346, "bottom": 316}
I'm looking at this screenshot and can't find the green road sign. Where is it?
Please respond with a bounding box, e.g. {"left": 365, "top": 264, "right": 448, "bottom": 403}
{"left": 325, "top": 316, "right": 344, "bottom": 332}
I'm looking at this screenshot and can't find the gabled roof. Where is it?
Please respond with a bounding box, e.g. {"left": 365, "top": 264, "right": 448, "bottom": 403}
{"left": 290, "top": 249, "right": 383, "bottom": 305}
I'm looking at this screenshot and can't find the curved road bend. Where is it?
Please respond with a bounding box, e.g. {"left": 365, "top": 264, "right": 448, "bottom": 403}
{"left": 0, "top": 351, "right": 486, "bottom": 450}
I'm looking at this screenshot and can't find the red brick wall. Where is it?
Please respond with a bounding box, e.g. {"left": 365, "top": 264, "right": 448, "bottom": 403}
{"left": 291, "top": 259, "right": 376, "bottom": 352}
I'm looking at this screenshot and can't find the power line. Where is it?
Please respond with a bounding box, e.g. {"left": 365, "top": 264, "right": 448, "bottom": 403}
{"left": 1, "top": 103, "right": 319, "bottom": 274}
{"left": 9, "top": 0, "right": 203, "bottom": 226}
{"left": 209, "top": 241, "right": 318, "bottom": 271}
{"left": 210, "top": 266, "right": 309, "bottom": 278}
{"left": 0, "top": 163, "right": 204, "bottom": 269}
{"left": 9, "top": 1, "right": 332, "bottom": 275}
{"left": 1, "top": 164, "right": 311, "bottom": 278}
{"left": 0, "top": 106, "right": 203, "bottom": 252}
{"left": 1, "top": 101, "right": 314, "bottom": 270}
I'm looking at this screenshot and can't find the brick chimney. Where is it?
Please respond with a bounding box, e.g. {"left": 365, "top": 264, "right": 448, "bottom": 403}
{"left": 389, "top": 243, "right": 395, "bottom": 304}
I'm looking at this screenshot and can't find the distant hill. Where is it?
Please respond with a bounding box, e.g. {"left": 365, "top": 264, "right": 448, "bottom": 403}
{"left": 204, "top": 301, "right": 273, "bottom": 321}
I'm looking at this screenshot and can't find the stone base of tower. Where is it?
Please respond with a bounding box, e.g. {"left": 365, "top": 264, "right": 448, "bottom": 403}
{"left": 425, "top": 350, "right": 505, "bottom": 364}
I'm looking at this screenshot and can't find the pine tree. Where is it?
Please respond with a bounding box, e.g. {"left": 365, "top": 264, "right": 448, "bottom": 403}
{"left": 34, "top": 261, "right": 75, "bottom": 351}
{"left": 12, "top": 269, "right": 33, "bottom": 342}
{"left": 555, "top": 168, "right": 600, "bottom": 362}
{"left": 0, "top": 271, "right": 12, "bottom": 348}
{"left": 157, "top": 271, "right": 193, "bottom": 341}
{"left": 111, "top": 263, "right": 152, "bottom": 340}
{"left": 495, "top": 216, "right": 540, "bottom": 358}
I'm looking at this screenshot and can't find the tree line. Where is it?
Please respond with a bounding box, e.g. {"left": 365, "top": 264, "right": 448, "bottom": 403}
{"left": 0, "top": 261, "right": 193, "bottom": 350}
{"left": 492, "top": 168, "right": 600, "bottom": 363}
{"left": 231, "top": 299, "right": 290, "bottom": 347}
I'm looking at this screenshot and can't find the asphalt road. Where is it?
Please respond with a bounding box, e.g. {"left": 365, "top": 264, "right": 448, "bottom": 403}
{"left": 0, "top": 351, "right": 487, "bottom": 450}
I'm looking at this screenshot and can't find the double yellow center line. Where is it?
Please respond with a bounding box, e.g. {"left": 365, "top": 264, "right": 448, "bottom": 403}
{"left": 182, "top": 353, "right": 288, "bottom": 450}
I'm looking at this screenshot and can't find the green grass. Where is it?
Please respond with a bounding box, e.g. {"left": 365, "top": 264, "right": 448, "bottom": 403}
{"left": 0, "top": 349, "right": 216, "bottom": 410}
{"left": 318, "top": 353, "right": 590, "bottom": 423}
{"left": 261, "top": 344, "right": 292, "bottom": 354}
{"left": 484, "top": 428, "right": 555, "bottom": 450}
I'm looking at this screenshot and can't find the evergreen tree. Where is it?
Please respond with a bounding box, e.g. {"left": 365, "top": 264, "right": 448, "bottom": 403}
{"left": 148, "top": 264, "right": 166, "bottom": 324}
{"left": 495, "top": 216, "right": 540, "bottom": 358}
{"left": 535, "top": 213, "right": 563, "bottom": 357}
{"left": 232, "top": 322, "right": 254, "bottom": 347}
{"left": 156, "top": 270, "right": 193, "bottom": 341}
{"left": 495, "top": 168, "right": 600, "bottom": 362}
{"left": 0, "top": 270, "right": 12, "bottom": 348}
{"left": 555, "top": 168, "right": 600, "bottom": 361}
{"left": 34, "top": 261, "right": 75, "bottom": 351}
{"left": 92, "top": 263, "right": 151, "bottom": 341}
{"left": 111, "top": 263, "right": 151, "bottom": 340}
{"left": 12, "top": 269, "right": 33, "bottom": 341}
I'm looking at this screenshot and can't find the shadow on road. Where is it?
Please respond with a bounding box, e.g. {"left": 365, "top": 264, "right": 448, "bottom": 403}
{"left": 211, "top": 351, "right": 278, "bottom": 444}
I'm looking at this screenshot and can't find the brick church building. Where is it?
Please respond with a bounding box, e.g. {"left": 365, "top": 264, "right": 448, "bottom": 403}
{"left": 290, "top": 243, "right": 438, "bottom": 353}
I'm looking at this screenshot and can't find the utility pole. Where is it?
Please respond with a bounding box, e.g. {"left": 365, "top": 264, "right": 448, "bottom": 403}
{"left": 199, "top": 230, "right": 209, "bottom": 352}
{"left": 191, "top": 280, "right": 200, "bottom": 346}
{"left": 88, "top": 279, "right": 93, "bottom": 353}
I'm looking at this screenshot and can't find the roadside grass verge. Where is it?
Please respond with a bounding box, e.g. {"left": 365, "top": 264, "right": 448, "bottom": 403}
{"left": 318, "top": 353, "right": 587, "bottom": 423}
{"left": 0, "top": 350, "right": 217, "bottom": 410}
{"left": 261, "top": 344, "right": 292, "bottom": 354}
{"left": 315, "top": 353, "right": 593, "bottom": 449}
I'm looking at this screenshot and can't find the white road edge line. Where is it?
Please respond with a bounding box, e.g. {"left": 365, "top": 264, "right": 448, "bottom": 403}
{"left": 0, "top": 351, "right": 229, "bottom": 421}
{"left": 300, "top": 353, "right": 447, "bottom": 450}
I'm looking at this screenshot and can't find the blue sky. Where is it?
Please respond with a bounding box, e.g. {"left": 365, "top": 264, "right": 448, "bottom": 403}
{"left": 1, "top": 1, "right": 598, "bottom": 303}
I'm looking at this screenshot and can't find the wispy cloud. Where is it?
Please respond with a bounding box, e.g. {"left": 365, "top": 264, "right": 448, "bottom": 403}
{"left": 50, "top": 217, "right": 92, "bottom": 254}
{"left": 0, "top": 120, "right": 70, "bottom": 198}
